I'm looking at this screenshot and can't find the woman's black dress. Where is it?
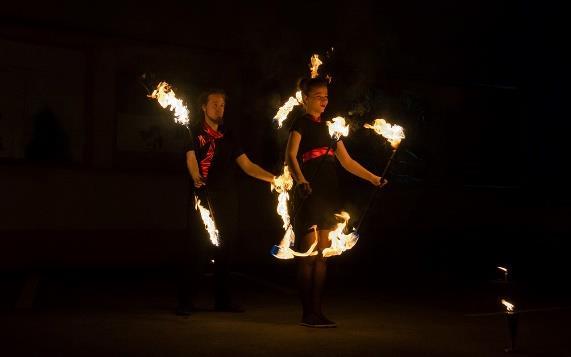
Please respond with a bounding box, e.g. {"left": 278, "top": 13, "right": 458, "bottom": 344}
{"left": 290, "top": 113, "right": 341, "bottom": 240}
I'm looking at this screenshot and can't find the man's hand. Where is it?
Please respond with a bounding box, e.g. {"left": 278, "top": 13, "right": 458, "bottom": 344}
{"left": 192, "top": 174, "right": 206, "bottom": 188}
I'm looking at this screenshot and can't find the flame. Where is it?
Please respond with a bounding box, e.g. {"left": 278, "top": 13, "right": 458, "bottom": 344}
{"left": 326, "top": 116, "right": 350, "bottom": 140}
{"left": 310, "top": 54, "right": 323, "bottom": 78}
{"left": 148, "top": 81, "right": 190, "bottom": 126}
{"left": 364, "top": 119, "right": 405, "bottom": 149}
{"left": 497, "top": 266, "right": 508, "bottom": 272}
{"left": 273, "top": 91, "right": 302, "bottom": 128}
{"left": 501, "top": 299, "right": 515, "bottom": 313}
{"left": 270, "top": 166, "right": 320, "bottom": 259}
{"left": 272, "top": 225, "right": 319, "bottom": 259}
{"left": 273, "top": 54, "right": 323, "bottom": 127}
{"left": 322, "top": 211, "right": 359, "bottom": 257}
{"left": 194, "top": 197, "right": 220, "bottom": 246}
{"left": 271, "top": 165, "right": 294, "bottom": 231}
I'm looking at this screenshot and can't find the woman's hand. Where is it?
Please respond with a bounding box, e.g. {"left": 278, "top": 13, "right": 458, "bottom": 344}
{"left": 192, "top": 174, "right": 206, "bottom": 188}
{"left": 297, "top": 178, "right": 312, "bottom": 197}
{"left": 369, "top": 175, "right": 388, "bottom": 187}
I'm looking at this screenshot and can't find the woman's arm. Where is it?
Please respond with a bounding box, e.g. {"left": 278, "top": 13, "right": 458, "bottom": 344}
{"left": 285, "top": 131, "right": 311, "bottom": 193}
{"left": 235, "top": 154, "right": 275, "bottom": 183}
{"left": 186, "top": 150, "right": 205, "bottom": 188}
{"left": 335, "top": 141, "right": 382, "bottom": 186}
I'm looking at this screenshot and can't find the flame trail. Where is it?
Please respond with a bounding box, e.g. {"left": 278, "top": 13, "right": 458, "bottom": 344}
{"left": 274, "top": 91, "right": 302, "bottom": 128}
{"left": 364, "top": 118, "right": 405, "bottom": 149}
{"left": 148, "top": 81, "right": 189, "bottom": 125}
{"left": 322, "top": 211, "right": 359, "bottom": 257}
{"left": 501, "top": 299, "right": 515, "bottom": 313}
{"left": 271, "top": 166, "right": 319, "bottom": 259}
{"left": 273, "top": 54, "right": 324, "bottom": 127}
{"left": 309, "top": 54, "right": 323, "bottom": 78}
{"left": 195, "top": 197, "right": 220, "bottom": 247}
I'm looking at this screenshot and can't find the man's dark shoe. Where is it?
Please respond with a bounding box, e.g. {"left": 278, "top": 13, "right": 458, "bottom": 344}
{"left": 175, "top": 305, "right": 194, "bottom": 317}
{"left": 300, "top": 313, "right": 336, "bottom": 328}
{"left": 214, "top": 301, "right": 245, "bottom": 313}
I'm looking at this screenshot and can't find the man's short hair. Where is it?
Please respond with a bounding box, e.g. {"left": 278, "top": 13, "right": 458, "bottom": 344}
{"left": 198, "top": 89, "right": 227, "bottom": 107}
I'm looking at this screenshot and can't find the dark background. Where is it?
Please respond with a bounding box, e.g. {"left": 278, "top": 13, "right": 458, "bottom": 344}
{"left": 0, "top": 0, "right": 567, "bottom": 297}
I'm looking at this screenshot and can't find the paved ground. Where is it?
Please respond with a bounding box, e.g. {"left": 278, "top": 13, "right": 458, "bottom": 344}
{"left": 1, "top": 269, "right": 570, "bottom": 357}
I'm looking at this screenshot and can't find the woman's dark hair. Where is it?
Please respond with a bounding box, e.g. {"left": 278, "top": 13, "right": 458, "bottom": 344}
{"left": 298, "top": 77, "right": 329, "bottom": 96}
{"left": 198, "top": 88, "right": 227, "bottom": 107}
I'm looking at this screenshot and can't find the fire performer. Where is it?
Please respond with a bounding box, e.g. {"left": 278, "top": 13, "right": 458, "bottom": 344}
{"left": 177, "top": 89, "right": 276, "bottom": 316}
{"left": 286, "top": 77, "right": 383, "bottom": 327}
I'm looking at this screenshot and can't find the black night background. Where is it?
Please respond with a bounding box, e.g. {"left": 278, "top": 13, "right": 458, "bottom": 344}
{"left": 0, "top": 1, "right": 568, "bottom": 356}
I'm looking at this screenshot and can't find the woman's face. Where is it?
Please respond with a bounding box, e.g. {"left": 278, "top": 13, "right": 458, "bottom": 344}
{"left": 304, "top": 85, "right": 328, "bottom": 116}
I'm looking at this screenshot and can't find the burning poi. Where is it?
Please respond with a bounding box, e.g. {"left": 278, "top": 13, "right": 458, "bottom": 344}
{"left": 273, "top": 54, "right": 323, "bottom": 128}
{"left": 354, "top": 118, "right": 406, "bottom": 233}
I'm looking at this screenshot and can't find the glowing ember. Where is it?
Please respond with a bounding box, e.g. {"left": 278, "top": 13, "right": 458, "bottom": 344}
{"left": 309, "top": 54, "right": 323, "bottom": 78}
{"left": 195, "top": 197, "right": 220, "bottom": 247}
{"left": 326, "top": 116, "right": 350, "bottom": 140}
{"left": 501, "top": 299, "right": 515, "bottom": 313}
{"left": 148, "top": 81, "right": 190, "bottom": 126}
{"left": 364, "top": 119, "right": 405, "bottom": 149}
{"left": 273, "top": 91, "right": 302, "bottom": 128}
{"left": 322, "top": 211, "right": 359, "bottom": 257}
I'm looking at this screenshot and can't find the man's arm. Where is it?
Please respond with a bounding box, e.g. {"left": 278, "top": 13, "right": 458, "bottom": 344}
{"left": 186, "top": 150, "right": 205, "bottom": 188}
{"left": 235, "top": 153, "right": 275, "bottom": 183}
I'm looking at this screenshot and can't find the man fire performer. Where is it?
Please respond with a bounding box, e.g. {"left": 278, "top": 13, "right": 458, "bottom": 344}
{"left": 177, "top": 89, "right": 275, "bottom": 316}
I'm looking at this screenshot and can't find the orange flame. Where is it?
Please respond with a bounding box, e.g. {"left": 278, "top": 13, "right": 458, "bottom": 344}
{"left": 322, "top": 211, "right": 359, "bottom": 257}
{"left": 271, "top": 165, "right": 294, "bottom": 231}
{"left": 148, "top": 82, "right": 190, "bottom": 126}
{"left": 274, "top": 91, "right": 302, "bottom": 128}
{"left": 310, "top": 54, "right": 323, "bottom": 78}
{"left": 326, "top": 116, "right": 350, "bottom": 140}
{"left": 194, "top": 197, "right": 220, "bottom": 247}
{"left": 364, "top": 119, "right": 405, "bottom": 149}
{"left": 271, "top": 166, "right": 320, "bottom": 259}
{"left": 501, "top": 299, "right": 515, "bottom": 313}
{"left": 272, "top": 226, "right": 319, "bottom": 259}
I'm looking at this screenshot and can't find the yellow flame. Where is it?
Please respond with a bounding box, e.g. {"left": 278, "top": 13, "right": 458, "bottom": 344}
{"left": 501, "top": 299, "right": 515, "bottom": 313}
{"left": 273, "top": 91, "right": 302, "bottom": 128}
{"left": 271, "top": 167, "right": 322, "bottom": 259}
{"left": 326, "top": 116, "right": 350, "bottom": 140}
{"left": 364, "top": 119, "right": 405, "bottom": 149}
{"left": 271, "top": 165, "right": 294, "bottom": 230}
{"left": 148, "top": 81, "right": 190, "bottom": 126}
{"left": 310, "top": 54, "right": 323, "bottom": 78}
{"left": 322, "top": 211, "right": 359, "bottom": 257}
{"left": 272, "top": 225, "right": 319, "bottom": 259}
{"left": 194, "top": 197, "right": 219, "bottom": 246}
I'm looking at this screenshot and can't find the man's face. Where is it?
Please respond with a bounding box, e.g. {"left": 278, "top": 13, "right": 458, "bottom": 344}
{"left": 202, "top": 94, "right": 225, "bottom": 124}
